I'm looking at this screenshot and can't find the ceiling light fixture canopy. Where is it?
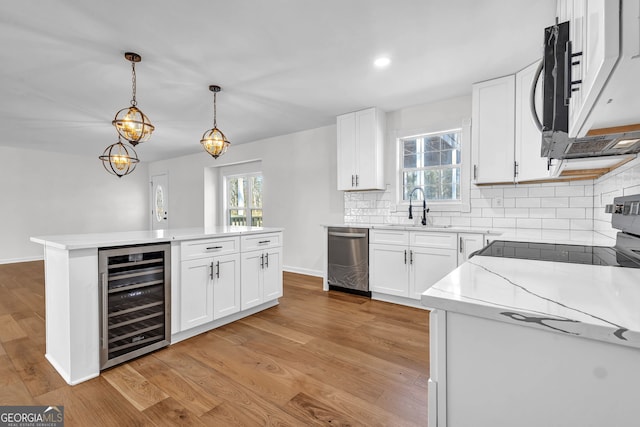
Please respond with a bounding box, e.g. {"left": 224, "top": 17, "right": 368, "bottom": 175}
{"left": 99, "top": 137, "right": 140, "bottom": 178}
{"left": 200, "top": 85, "right": 230, "bottom": 159}
{"left": 112, "top": 52, "right": 155, "bottom": 146}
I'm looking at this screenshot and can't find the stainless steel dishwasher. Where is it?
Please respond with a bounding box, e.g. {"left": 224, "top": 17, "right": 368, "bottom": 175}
{"left": 327, "top": 227, "right": 370, "bottom": 296}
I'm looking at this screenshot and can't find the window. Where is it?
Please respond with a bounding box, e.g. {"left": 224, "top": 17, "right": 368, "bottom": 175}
{"left": 225, "top": 173, "right": 263, "bottom": 226}
{"left": 400, "top": 129, "right": 462, "bottom": 202}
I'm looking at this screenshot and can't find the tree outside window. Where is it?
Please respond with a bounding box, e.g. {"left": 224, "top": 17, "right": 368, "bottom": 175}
{"left": 226, "top": 173, "right": 263, "bottom": 226}
{"left": 400, "top": 130, "right": 461, "bottom": 202}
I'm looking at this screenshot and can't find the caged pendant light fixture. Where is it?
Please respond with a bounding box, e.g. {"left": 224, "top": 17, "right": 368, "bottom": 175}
{"left": 200, "top": 85, "right": 231, "bottom": 158}
{"left": 112, "top": 52, "right": 155, "bottom": 145}
{"left": 99, "top": 137, "right": 140, "bottom": 178}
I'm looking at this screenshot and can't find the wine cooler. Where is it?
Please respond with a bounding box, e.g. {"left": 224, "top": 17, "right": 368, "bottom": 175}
{"left": 98, "top": 243, "right": 171, "bottom": 370}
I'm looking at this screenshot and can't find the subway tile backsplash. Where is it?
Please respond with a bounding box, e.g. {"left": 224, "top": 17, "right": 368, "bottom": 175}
{"left": 344, "top": 157, "right": 640, "bottom": 236}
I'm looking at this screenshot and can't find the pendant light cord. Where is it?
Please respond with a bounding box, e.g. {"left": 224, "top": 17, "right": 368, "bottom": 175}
{"left": 131, "top": 61, "right": 137, "bottom": 106}
{"left": 213, "top": 91, "right": 217, "bottom": 127}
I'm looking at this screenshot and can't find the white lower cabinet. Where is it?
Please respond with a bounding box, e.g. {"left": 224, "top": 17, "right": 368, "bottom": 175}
{"left": 457, "top": 233, "right": 485, "bottom": 264}
{"left": 177, "top": 231, "right": 283, "bottom": 335}
{"left": 241, "top": 233, "right": 283, "bottom": 310}
{"left": 409, "top": 246, "right": 457, "bottom": 299}
{"left": 180, "top": 252, "right": 240, "bottom": 331}
{"left": 369, "top": 244, "right": 409, "bottom": 296}
{"left": 370, "top": 230, "right": 457, "bottom": 300}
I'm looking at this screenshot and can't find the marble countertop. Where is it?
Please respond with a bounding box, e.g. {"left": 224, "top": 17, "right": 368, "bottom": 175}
{"left": 324, "top": 223, "right": 617, "bottom": 246}
{"left": 323, "top": 223, "right": 499, "bottom": 235}
{"left": 31, "top": 226, "right": 284, "bottom": 250}
{"left": 422, "top": 254, "right": 640, "bottom": 349}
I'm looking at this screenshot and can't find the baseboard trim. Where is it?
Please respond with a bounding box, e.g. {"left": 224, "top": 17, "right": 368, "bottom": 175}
{"left": 371, "top": 292, "right": 430, "bottom": 310}
{"left": 0, "top": 255, "right": 44, "bottom": 265}
{"left": 283, "top": 265, "right": 323, "bottom": 278}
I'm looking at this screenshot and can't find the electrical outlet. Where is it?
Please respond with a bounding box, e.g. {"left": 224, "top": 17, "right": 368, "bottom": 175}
{"left": 494, "top": 197, "right": 503, "bottom": 207}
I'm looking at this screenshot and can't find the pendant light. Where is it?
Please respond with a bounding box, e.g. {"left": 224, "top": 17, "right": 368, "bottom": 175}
{"left": 112, "top": 52, "right": 155, "bottom": 145}
{"left": 200, "top": 85, "right": 231, "bottom": 158}
{"left": 99, "top": 137, "right": 140, "bottom": 178}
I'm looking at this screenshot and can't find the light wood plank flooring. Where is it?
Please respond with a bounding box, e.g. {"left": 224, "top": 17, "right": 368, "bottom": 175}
{"left": 0, "top": 261, "right": 429, "bottom": 426}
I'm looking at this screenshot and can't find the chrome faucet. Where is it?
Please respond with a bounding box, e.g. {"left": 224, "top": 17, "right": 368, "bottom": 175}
{"left": 408, "top": 187, "right": 429, "bottom": 226}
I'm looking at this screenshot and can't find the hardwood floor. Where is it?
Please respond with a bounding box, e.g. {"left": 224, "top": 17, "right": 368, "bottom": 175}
{"left": 0, "top": 261, "right": 429, "bottom": 426}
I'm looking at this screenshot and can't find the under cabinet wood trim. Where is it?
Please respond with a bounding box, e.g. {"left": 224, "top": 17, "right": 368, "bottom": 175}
{"left": 586, "top": 123, "right": 640, "bottom": 136}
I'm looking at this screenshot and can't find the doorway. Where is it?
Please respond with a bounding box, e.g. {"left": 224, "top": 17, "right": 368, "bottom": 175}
{"left": 151, "top": 173, "right": 169, "bottom": 230}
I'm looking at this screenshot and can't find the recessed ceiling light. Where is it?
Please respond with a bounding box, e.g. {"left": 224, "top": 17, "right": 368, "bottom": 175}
{"left": 374, "top": 57, "right": 391, "bottom": 68}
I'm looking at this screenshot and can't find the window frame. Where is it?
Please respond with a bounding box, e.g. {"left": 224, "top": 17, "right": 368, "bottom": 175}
{"left": 223, "top": 172, "right": 264, "bottom": 226}
{"left": 395, "top": 120, "right": 471, "bottom": 213}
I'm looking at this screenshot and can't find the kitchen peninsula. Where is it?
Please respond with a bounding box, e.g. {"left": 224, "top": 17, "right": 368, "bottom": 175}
{"left": 31, "top": 226, "right": 283, "bottom": 385}
{"left": 422, "top": 249, "right": 640, "bottom": 426}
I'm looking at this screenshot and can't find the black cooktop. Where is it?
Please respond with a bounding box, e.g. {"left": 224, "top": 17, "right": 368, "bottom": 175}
{"left": 476, "top": 240, "right": 640, "bottom": 268}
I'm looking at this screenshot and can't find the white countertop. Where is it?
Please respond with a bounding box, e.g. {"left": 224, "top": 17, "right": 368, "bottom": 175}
{"left": 422, "top": 251, "right": 640, "bottom": 349}
{"left": 323, "top": 223, "right": 499, "bottom": 235}
{"left": 31, "top": 226, "right": 284, "bottom": 250}
{"left": 325, "top": 223, "right": 617, "bottom": 246}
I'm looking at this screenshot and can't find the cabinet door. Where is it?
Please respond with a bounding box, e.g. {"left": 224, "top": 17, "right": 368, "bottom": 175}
{"left": 336, "top": 108, "right": 385, "bottom": 191}
{"left": 558, "top": 0, "right": 620, "bottom": 137}
{"left": 457, "top": 233, "right": 485, "bottom": 265}
{"left": 337, "top": 112, "right": 357, "bottom": 190}
{"left": 180, "top": 258, "right": 214, "bottom": 330}
{"left": 212, "top": 253, "right": 240, "bottom": 320}
{"left": 355, "top": 108, "right": 384, "bottom": 190}
{"left": 515, "top": 60, "right": 550, "bottom": 182}
{"left": 240, "top": 251, "right": 263, "bottom": 310}
{"left": 370, "top": 244, "right": 409, "bottom": 297}
{"left": 410, "top": 247, "right": 457, "bottom": 299}
{"left": 262, "top": 248, "right": 283, "bottom": 302}
{"left": 472, "top": 75, "right": 516, "bottom": 184}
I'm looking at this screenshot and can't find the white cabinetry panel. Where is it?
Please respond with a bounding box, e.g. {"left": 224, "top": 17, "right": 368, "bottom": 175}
{"left": 337, "top": 107, "right": 385, "bottom": 190}
{"left": 472, "top": 75, "right": 516, "bottom": 184}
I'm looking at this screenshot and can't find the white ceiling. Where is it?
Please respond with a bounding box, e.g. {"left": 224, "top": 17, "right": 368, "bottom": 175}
{"left": 0, "top": 0, "right": 556, "bottom": 162}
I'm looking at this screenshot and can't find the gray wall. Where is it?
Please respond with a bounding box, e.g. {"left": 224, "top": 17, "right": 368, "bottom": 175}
{"left": 0, "top": 146, "right": 149, "bottom": 263}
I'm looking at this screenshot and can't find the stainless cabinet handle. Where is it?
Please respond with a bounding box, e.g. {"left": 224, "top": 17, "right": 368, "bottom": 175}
{"left": 260, "top": 253, "right": 264, "bottom": 269}
{"left": 216, "top": 261, "right": 220, "bottom": 278}
{"left": 265, "top": 252, "right": 269, "bottom": 268}
{"left": 404, "top": 249, "right": 407, "bottom": 264}
{"left": 352, "top": 175, "right": 355, "bottom": 186}
{"left": 328, "top": 232, "right": 366, "bottom": 238}
{"left": 473, "top": 165, "right": 478, "bottom": 180}
{"left": 355, "top": 175, "right": 359, "bottom": 186}
{"left": 206, "top": 246, "right": 223, "bottom": 250}
{"left": 530, "top": 59, "right": 544, "bottom": 132}
{"left": 209, "top": 262, "right": 214, "bottom": 280}
{"left": 100, "top": 272, "right": 108, "bottom": 353}
{"left": 410, "top": 250, "right": 413, "bottom": 264}
{"left": 258, "top": 240, "right": 271, "bottom": 244}
{"left": 460, "top": 237, "right": 463, "bottom": 253}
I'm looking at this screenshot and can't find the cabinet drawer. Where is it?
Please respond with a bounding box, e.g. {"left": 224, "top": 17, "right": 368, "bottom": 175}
{"left": 370, "top": 229, "right": 409, "bottom": 246}
{"left": 181, "top": 236, "right": 239, "bottom": 260}
{"left": 410, "top": 231, "right": 457, "bottom": 250}
{"left": 241, "top": 232, "right": 282, "bottom": 251}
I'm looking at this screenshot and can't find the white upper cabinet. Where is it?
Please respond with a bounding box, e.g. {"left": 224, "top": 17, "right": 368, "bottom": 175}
{"left": 515, "top": 60, "right": 550, "bottom": 182}
{"left": 557, "top": 0, "right": 620, "bottom": 137}
{"left": 473, "top": 61, "right": 557, "bottom": 185}
{"left": 471, "top": 75, "right": 516, "bottom": 184}
{"left": 337, "top": 107, "right": 385, "bottom": 191}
